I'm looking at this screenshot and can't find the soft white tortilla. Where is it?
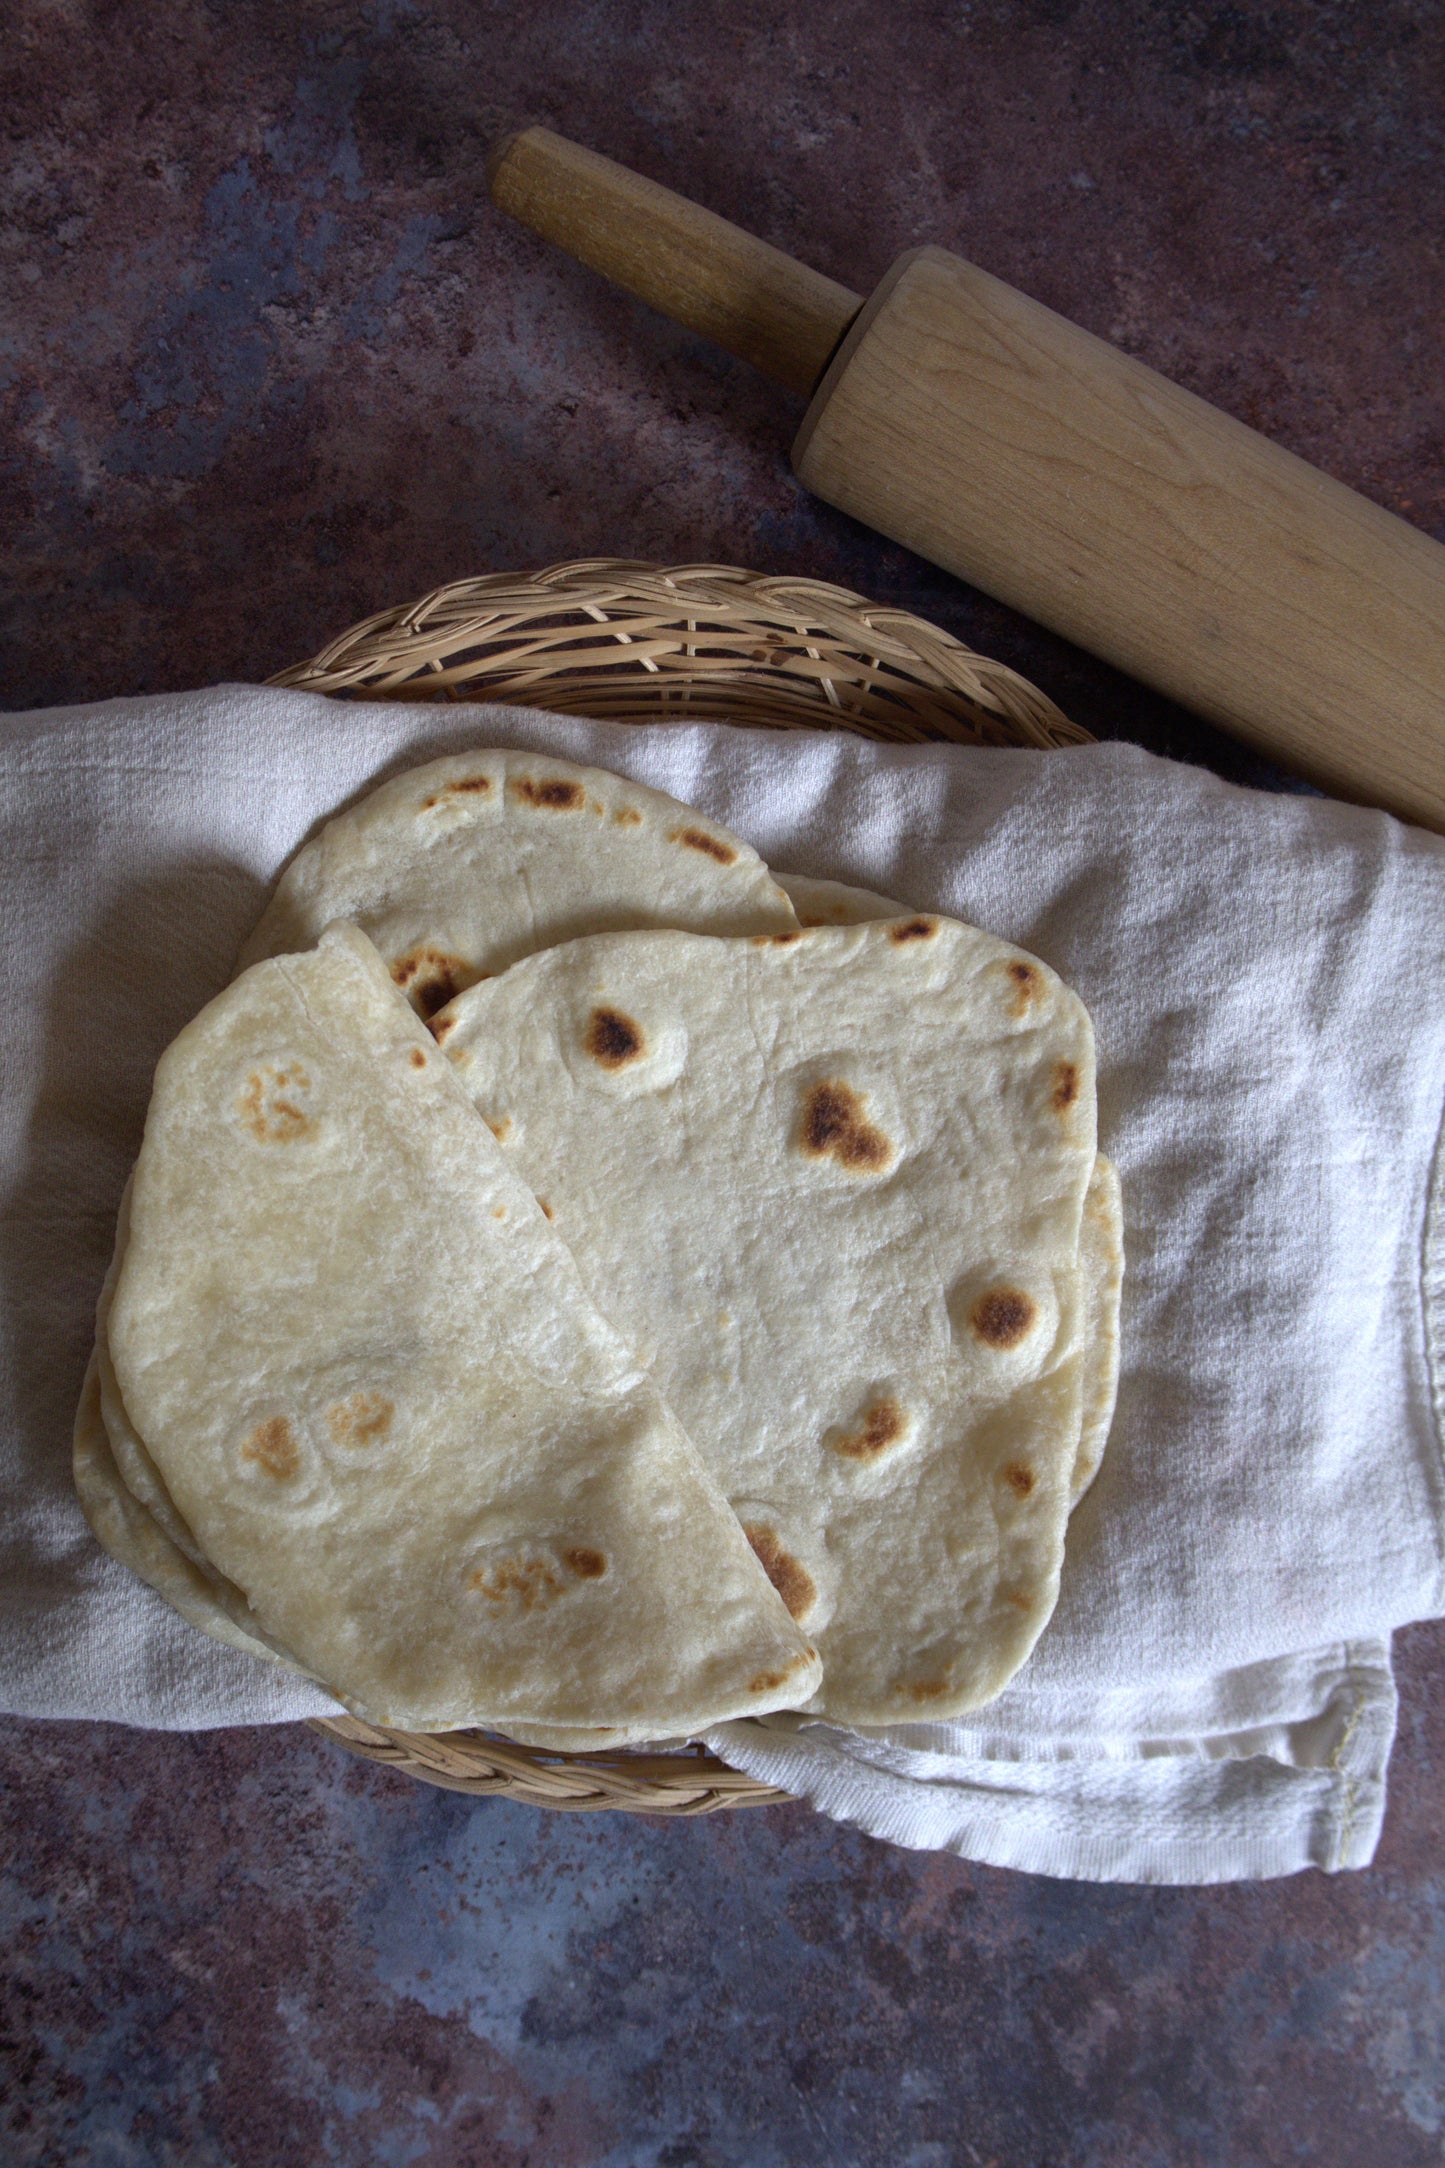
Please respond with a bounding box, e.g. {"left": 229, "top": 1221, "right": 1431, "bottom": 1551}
{"left": 778, "top": 871, "right": 1123, "bottom": 1507}
{"left": 437, "top": 915, "right": 1098, "bottom": 1725}
{"left": 775, "top": 871, "right": 913, "bottom": 926}
{"left": 73, "top": 1356, "right": 314, "bottom": 1675}
{"left": 238, "top": 750, "right": 799, "bottom": 1015}
{"left": 82, "top": 1178, "right": 339, "bottom": 1681}
{"left": 1075, "top": 1154, "right": 1123, "bottom": 1503}
{"left": 95, "top": 1179, "right": 213, "bottom": 1573}
{"left": 104, "top": 922, "right": 819, "bottom": 1734}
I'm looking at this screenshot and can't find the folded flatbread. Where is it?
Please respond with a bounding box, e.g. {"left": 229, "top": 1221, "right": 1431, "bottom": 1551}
{"left": 73, "top": 1356, "right": 307, "bottom": 1673}
{"left": 97, "top": 921, "right": 819, "bottom": 1734}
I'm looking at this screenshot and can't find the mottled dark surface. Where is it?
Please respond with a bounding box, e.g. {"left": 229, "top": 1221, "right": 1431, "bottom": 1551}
{"left": 3, "top": 4, "right": 1444, "bottom": 2162}
{"left": 3, "top": 1626, "right": 1445, "bottom": 2168}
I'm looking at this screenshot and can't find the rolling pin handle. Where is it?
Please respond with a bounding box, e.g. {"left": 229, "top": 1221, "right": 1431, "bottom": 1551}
{"left": 487, "top": 126, "right": 862, "bottom": 399}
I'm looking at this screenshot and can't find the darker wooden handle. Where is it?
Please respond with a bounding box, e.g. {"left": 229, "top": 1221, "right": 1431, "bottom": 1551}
{"left": 487, "top": 127, "right": 860, "bottom": 398}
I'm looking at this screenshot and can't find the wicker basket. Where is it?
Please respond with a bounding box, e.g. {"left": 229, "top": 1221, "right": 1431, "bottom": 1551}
{"left": 277, "top": 558, "right": 1089, "bottom": 1814}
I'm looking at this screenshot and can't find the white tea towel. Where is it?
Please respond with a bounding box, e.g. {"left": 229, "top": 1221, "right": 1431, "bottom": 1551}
{"left": 2, "top": 685, "right": 1442, "bottom": 1879}
{"left": 705, "top": 1640, "right": 1399, "bottom": 1883}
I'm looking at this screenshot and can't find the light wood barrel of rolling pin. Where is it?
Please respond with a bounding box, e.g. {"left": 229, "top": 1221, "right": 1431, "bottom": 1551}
{"left": 794, "top": 247, "right": 1445, "bottom": 831}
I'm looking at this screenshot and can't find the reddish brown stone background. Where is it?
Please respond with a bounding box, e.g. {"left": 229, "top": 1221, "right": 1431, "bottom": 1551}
{"left": 3, "top": 4, "right": 1444, "bottom": 2164}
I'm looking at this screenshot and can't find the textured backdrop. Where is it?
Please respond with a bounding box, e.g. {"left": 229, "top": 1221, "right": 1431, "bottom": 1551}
{"left": 3, "top": 4, "right": 1443, "bottom": 2163}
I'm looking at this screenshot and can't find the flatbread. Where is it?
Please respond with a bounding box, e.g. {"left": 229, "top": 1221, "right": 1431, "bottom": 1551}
{"left": 238, "top": 750, "right": 799, "bottom": 1016}
{"left": 777, "top": 872, "right": 1124, "bottom": 1507}
{"left": 96, "top": 1179, "right": 210, "bottom": 1573}
{"left": 74, "top": 1357, "right": 313, "bottom": 1674}
{"left": 84, "top": 1191, "right": 310, "bottom": 1670}
{"left": 1075, "top": 1154, "right": 1123, "bottom": 1502}
{"left": 80, "top": 1359, "right": 674, "bottom": 1743}
{"left": 436, "top": 915, "right": 1098, "bottom": 1725}
{"left": 775, "top": 871, "right": 911, "bottom": 926}
{"left": 104, "top": 922, "right": 820, "bottom": 1734}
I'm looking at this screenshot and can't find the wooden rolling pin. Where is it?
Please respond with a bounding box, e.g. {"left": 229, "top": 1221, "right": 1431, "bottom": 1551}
{"left": 489, "top": 126, "right": 1445, "bottom": 832}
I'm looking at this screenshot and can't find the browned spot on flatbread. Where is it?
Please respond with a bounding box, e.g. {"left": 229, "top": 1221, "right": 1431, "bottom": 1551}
{"left": 751, "top": 931, "right": 801, "bottom": 946}
{"left": 1002, "top": 1461, "right": 1036, "bottom": 1498}
{"left": 538, "top": 1199, "right": 554, "bottom": 1221}
{"left": 239, "top": 1064, "right": 313, "bottom": 1143}
{"left": 889, "top": 917, "right": 937, "bottom": 944}
{"left": 798, "top": 1081, "right": 893, "bottom": 1174}
{"left": 907, "top": 1678, "right": 952, "bottom": 1703}
{"left": 613, "top": 805, "right": 643, "bottom": 826}
{"left": 392, "top": 946, "right": 470, "bottom": 1020}
{"left": 748, "top": 1648, "right": 814, "bottom": 1694}
{"left": 832, "top": 1398, "right": 907, "bottom": 1461}
{"left": 1002, "top": 1588, "right": 1034, "bottom": 1612}
{"left": 512, "top": 775, "right": 584, "bottom": 811}
{"left": 585, "top": 1006, "right": 646, "bottom": 1068}
{"left": 564, "top": 1546, "right": 607, "bottom": 1580}
{"left": 671, "top": 825, "right": 737, "bottom": 864}
{"left": 743, "top": 1525, "right": 817, "bottom": 1622}
{"left": 469, "top": 1557, "right": 563, "bottom": 1613}
{"left": 327, "top": 1393, "right": 394, "bottom": 1448}
{"left": 971, "top": 1288, "right": 1037, "bottom": 1349}
{"left": 445, "top": 775, "right": 492, "bottom": 795}
{"left": 428, "top": 1013, "right": 457, "bottom": 1045}
{"left": 486, "top": 1115, "right": 512, "bottom": 1142}
{"left": 409, "top": 1048, "right": 427, "bottom": 1069}
{"left": 1052, "top": 1061, "right": 1081, "bottom": 1113}
{"left": 416, "top": 975, "right": 463, "bottom": 1021}
{"left": 241, "top": 1414, "right": 299, "bottom": 1479}
{"left": 1006, "top": 959, "right": 1042, "bottom": 1016}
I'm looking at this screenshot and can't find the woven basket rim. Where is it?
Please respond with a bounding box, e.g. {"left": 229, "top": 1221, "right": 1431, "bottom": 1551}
{"left": 282, "top": 556, "right": 1086, "bottom": 1813}
{"left": 271, "top": 556, "right": 1089, "bottom": 754}
{"left": 308, "top": 1716, "right": 792, "bottom": 1814}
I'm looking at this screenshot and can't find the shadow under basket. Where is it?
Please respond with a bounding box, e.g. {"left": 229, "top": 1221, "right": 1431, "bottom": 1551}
{"left": 276, "top": 557, "right": 1090, "bottom": 1814}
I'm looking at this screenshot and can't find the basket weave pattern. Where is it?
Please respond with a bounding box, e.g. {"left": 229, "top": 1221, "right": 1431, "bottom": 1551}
{"left": 312, "top": 1718, "right": 790, "bottom": 1815}
{"left": 280, "top": 558, "right": 1088, "bottom": 1814}
{"left": 272, "top": 559, "right": 1087, "bottom": 751}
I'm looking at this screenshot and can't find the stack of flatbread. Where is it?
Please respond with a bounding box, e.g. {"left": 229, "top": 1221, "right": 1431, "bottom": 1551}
{"left": 75, "top": 751, "right": 1121, "bottom": 1748}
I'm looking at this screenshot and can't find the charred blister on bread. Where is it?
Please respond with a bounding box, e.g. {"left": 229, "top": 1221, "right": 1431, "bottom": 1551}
{"left": 797, "top": 1080, "right": 894, "bottom": 1174}
{"left": 237, "top": 1062, "right": 316, "bottom": 1144}
{"left": 743, "top": 1524, "right": 818, "bottom": 1623}
{"left": 829, "top": 1397, "right": 909, "bottom": 1463}
{"left": 511, "top": 775, "right": 584, "bottom": 811}
{"left": 671, "top": 825, "right": 737, "bottom": 864}
{"left": 391, "top": 946, "right": 471, "bottom": 1020}
{"left": 970, "top": 1288, "right": 1037, "bottom": 1350}
{"left": 585, "top": 1006, "right": 647, "bottom": 1069}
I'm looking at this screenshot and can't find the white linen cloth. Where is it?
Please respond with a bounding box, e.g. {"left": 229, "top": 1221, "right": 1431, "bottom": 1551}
{"left": 2, "top": 685, "right": 1442, "bottom": 1883}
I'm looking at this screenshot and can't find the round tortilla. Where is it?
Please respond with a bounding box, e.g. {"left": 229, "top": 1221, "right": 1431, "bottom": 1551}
{"left": 238, "top": 750, "right": 799, "bottom": 1016}
{"left": 777, "top": 870, "right": 1123, "bottom": 1507}
{"left": 437, "top": 915, "right": 1099, "bottom": 1725}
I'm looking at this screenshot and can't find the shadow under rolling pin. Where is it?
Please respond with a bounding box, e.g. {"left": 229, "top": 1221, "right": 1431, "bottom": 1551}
{"left": 488, "top": 126, "right": 1445, "bottom": 834}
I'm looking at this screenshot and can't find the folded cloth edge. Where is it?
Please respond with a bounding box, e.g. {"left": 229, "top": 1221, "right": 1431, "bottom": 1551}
{"left": 705, "top": 1638, "right": 1398, "bottom": 1884}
